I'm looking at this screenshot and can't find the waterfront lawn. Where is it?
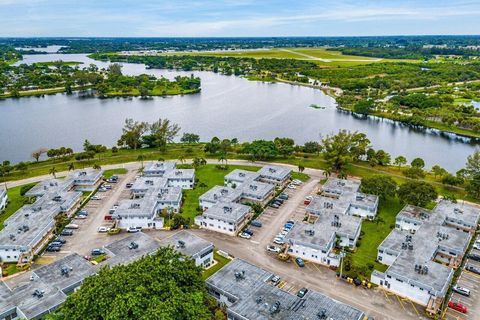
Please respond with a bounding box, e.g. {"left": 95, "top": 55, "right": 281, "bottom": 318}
{"left": 103, "top": 168, "right": 128, "bottom": 179}
{"left": 202, "top": 250, "right": 231, "bottom": 280}
{"left": 0, "top": 184, "right": 30, "bottom": 230}
{"left": 348, "top": 197, "right": 404, "bottom": 278}
{"left": 180, "top": 164, "right": 260, "bottom": 222}
{"left": 291, "top": 172, "right": 310, "bottom": 182}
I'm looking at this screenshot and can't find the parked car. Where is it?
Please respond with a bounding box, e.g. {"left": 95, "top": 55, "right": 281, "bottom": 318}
{"left": 65, "top": 224, "right": 79, "bottom": 229}
{"left": 98, "top": 188, "right": 107, "bottom": 192}
{"left": 243, "top": 229, "right": 254, "bottom": 236}
{"left": 269, "top": 203, "right": 280, "bottom": 209}
{"left": 90, "top": 196, "right": 101, "bottom": 200}
{"left": 50, "top": 241, "right": 63, "bottom": 247}
{"left": 79, "top": 210, "right": 88, "bottom": 215}
{"left": 127, "top": 226, "right": 142, "bottom": 233}
{"left": 126, "top": 183, "right": 133, "bottom": 188}
{"left": 280, "top": 230, "right": 289, "bottom": 236}
{"left": 128, "top": 241, "right": 139, "bottom": 250}
{"left": 295, "top": 257, "right": 305, "bottom": 267}
{"left": 266, "top": 245, "right": 281, "bottom": 253}
{"left": 287, "top": 220, "right": 295, "bottom": 225}
{"left": 97, "top": 226, "right": 109, "bottom": 233}
{"left": 467, "top": 253, "right": 480, "bottom": 261}
{"left": 54, "top": 238, "right": 66, "bottom": 244}
{"left": 448, "top": 301, "right": 467, "bottom": 313}
{"left": 250, "top": 220, "right": 263, "bottom": 228}
{"left": 46, "top": 245, "right": 61, "bottom": 252}
{"left": 452, "top": 285, "right": 470, "bottom": 297}
{"left": 91, "top": 248, "right": 105, "bottom": 256}
{"left": 287, "top": 184, "right": 297, "bottom": 189}
{"left": 297, "top": 288, "right": 309, "bottom": 298}
{"left": 104, "top": 184, "right": 112, "bottom": 190}
{"left": 271, "top": 275, "right": 281, "bottom": 285}
{"left": 273, "top": 238, "right": 285, "bottom": 245}
{"left": 75, "top": 214, "right": 87, "bottom": 219}
{"left": 239, "top": 232, "right": 251, "bottom": 239}
{"left": 60, "top": 230, "right": 73, "bottom": 236}
{"left": 278, "top": 193, "right": 289, "bottom": 200}
{"left": 473, "top": 243, "right": 480, "bottom": 251}
{"left": 275, "top": 198, "right": 284, "bottom": 203}
{"left": 466, "top": 264, "right": 480, "bottom": 275}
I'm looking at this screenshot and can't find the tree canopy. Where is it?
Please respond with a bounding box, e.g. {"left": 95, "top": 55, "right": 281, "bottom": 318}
{"left": 397, "top": 181, "right": 438, "bottom": 207}
{"left": 48, "top": 247, "right": 221, "bottom": 320}
{"left": 321, "top": 130, "right": 370, "bottom": 172}
{"left": 360, "top": 175, "right": 397, "bottom": 200}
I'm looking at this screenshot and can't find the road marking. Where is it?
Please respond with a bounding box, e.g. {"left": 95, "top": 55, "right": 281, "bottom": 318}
{"left": 250, "top": 240, "right": 260, "bottom": 244}
{"left": 409, "top": 300, "right": 420, "bottom": 316}
{"left": 396, "top": 295, "right": 406, "bottom": 312}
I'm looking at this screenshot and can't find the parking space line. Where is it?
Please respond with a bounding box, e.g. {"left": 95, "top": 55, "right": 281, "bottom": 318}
{"left": 396, "top": 294, "right": 406, "bottom": 312}
{"left": 408, "top": 300, "right": 420, "bottom": 316}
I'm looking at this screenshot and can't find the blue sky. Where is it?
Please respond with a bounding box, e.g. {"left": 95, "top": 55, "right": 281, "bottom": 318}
{"left": 0, "top": 0, "right": 479, "bottom": 37}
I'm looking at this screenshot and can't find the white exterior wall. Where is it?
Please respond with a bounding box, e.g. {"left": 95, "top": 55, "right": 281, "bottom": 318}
{"left": 377, "top": 250, "right": 399, "bottom": 266}
{"left": 396, "top": 218, "right": 422, "bottom": 232}
{"left": 199, "top": 199, "right": 215, "bottom": 210}
{"left": 197, "top": 217, "right": 241, "bottom": 236}
{"left": 0, "top": 247, "right": 23, "bottom": 263}
{"left": 155, "top": 201, "right": 181, "bottom": 213}
{"left": 116, "top": 216, "right": 163, "bottom": 230}
{"left": 168, "top": 178, "right": 194, "bottom": 189}
{"left": 288, "top": 244, "right": 340, "bottom": 267}
{"left": 348, "top": 206, "right": 376, "bottom": 220}
{"left": 194, "top": 250, "right": 214, "bottom": 267}
{"left": 381, "top": 275, "right": 433, "bottom": 306}
{"left": 0, "top": 191, "right": 7, "bottom": 210}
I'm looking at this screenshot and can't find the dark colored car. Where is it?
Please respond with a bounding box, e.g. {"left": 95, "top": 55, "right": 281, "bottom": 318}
{"left": 128, "top": 241, "right": 139, "bottom": 250}
{"left": 244, "top": 228, "right": 254, "bottom": 236}
{"left": 251, "top": 220, "right": 263, "bottom": 228}
{"left": 60, "top": 230, "right": 73, "bottom": 236}
{"left": 467, "top": 253, "right": 480, "bottom": 262}
{"left": 46, "top": 245, "right": 61, "bottom": 252}
{"left": 91, "top": 248, "right": 106, "bottom": 256}
{"left": 297, "top": 288, "right": 308, "bottom": 298}
{"left": 50, "top": 241, "right": 63, "bottom": 247}
{"left": 466, "top": 264, "right": 480, "bottom": 275}
{"left": 54, "top": 238, "right": 66, "bottom": 244}
{"left": 295, "top": 257, "right": 305, "bottom": 267}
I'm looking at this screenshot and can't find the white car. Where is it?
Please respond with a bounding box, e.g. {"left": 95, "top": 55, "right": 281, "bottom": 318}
{"left": 473, "top": 243, "right": 480, "bottom": 251}
{"left": 273, "top": 238, "right": 285, "bottom": 245}
{"left": 91, "top": 196, "right": 101, "bottom": 200}
{"left": 97, "top": 226, "right": 109, "bottom": 233}
{"left": 239, "top": 232, "right": 251, "bottom": 239}
{"left": 266, "top": 245, "right": 281, "bottom": 253}
{"left": 75, "top": 215, "right": 87, "bottom": 219}
{"left": 127, "top": 227, "right": 142, "bottom": 233}
{"left": 287, "top": 185, "right": 297, "bottom": 189}
{"left": 280, "top": 230, "right": 289, "bottom": 236}
{"left": 65, "top": 224, "right": 79, "bottom": 229}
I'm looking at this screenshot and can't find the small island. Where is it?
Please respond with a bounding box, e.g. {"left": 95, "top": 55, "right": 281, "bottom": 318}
{"left": 0, "top": 60, "right": 201, "bottom": 99}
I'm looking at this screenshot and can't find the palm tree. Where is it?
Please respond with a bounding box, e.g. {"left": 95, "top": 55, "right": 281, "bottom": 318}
{"left": 178, "top": 155, "right": 185, "bottom": 164}
{"left": 49, "top": 167, "right": 57, "bottom": 178}
{"left": 93, "top": 163, "right": 101, "bottom": 170}
{"left": 137, "top": 154, "right": 145, "bottom": 168}
{"left": 323, "top": 168, "right": 331, "bottom": 179}
{"left": 218, "top": 154, "right": 227, "bottom": 166}
{"left": 68, "top": 163, "right": 75, "bottom": 171}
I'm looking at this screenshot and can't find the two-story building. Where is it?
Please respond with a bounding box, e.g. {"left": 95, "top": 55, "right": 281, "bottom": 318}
{"left": 0, "top": 187, "right": 7, "bottom": 211}
{"left": 195, "top": 202, "right": 252, "bottom": 236}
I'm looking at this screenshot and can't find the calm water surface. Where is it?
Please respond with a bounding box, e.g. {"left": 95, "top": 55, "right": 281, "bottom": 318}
{"left": 0, "top": 53, "right": 477, "bottom": 171}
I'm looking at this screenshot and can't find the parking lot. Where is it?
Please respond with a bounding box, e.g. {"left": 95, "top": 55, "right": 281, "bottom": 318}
{"left": 445, "top": 243, "right": 480, "bottom": 320}
{"left": 42, "top": 170, "right": 136, "bottom": 261}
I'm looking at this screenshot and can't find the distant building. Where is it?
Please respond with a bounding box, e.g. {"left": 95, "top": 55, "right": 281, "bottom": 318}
{"left": 0, "top": 231, "right": 214, "bottom": 320}
{"left": 285, "top": 178, "right": 378, "bottom": 267}
{"left": 196, "top": 165, "right": 289, "bottom": 235}
{"left": 206, "top": 258, "right": 365, "bottom": 320}
{"left": 0, "top": 187, "right": 7, "bottom": 211}
{"left": 113, "top": 162, "right": 194, "bottom": 230}
{"left": 0, "top": 170, "right": 102, "bottom": 264}
{"left": 371, "top": 201, "right": 480, "bottom": 314}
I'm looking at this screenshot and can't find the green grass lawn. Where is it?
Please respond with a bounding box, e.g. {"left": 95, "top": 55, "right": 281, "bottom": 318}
{"left": 202, "top": 250, "right": 231, "bottom": 280}
{"left": 291, "top": 171, "right": 310, "bottom": 182}
{"left": 348, "top": 197, "right": 404, "bottom": 278}
{"left": 103, "top": 168, "right": 128, "bottom": 179}
{"left": 0, "top": 184, "right": 32, "bottom": 230}
{"left": 180, "top": 164, "right": 260, "bottom": 221}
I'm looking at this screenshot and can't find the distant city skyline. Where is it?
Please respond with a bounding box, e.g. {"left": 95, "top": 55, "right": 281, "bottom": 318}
{"left": 0, "top": 0, "right": 479, "bottom": 37}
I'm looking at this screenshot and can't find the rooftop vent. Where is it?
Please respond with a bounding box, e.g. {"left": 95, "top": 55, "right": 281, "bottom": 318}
{"left": 130, "top": 203, "right": 141, "bottom": 209}
{"left": 317, "top": 308, "right": 327, "bottom": 319}
{"left": 414, "top": 264, "right": 429, "bottom": 274}
{"left": 177, "top": 240, "right": 186, "bottom": 248}
{"left": 268, "top": 168, "right": 276, "bottom": 173}
{"left": 255, "top": 296, "right": 263, "bottom": 304}
{"left": 223, "top": 206, "right": 232, "bottom": 213}
{"left": 269, "top": 301, "right": 281, "bottom": 315}
{"left": 323, "top": 202, "right": 333, "bottom": 209}
{"left": 239, "top": 172, "right": 246, "bottom": 177}
{"left": 356, "top": 194, "right": 365, "bottom": 201}
{"left": 454, "top": 208, "right": 463, "bottom": 214}
{"left": 331, "top": 214, "right": 341, "bottom": 228}
{"left": 234, "top": 270, "right": 245, "bottom": 280}
{"left": 249, "top": 185, "right": 258, "bottom": 191}
{"left": 436, "top": 232, "right": 449, "bottom": 240}
{"left": 32, "top": 289, "right": 45, "bottom": 299}
{"left": 305, "top": 229, "right": 315, "bottom": 236}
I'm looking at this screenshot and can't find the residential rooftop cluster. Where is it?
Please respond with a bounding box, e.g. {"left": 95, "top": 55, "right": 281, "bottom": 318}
{"left": 206, "top": 258, "right": 365, "bottom": 320}
{"left": 372, "top": 200, "right": 480, "bottom": 314}
{"left": 195, "top": 165, "right": 291, "bottom": 236}
{"left": 0, "top": 170, "right": 103, "bottom": 265}
{"left": 113, "top": 161, "right": 194, "bottom": 230}
{"left": 0, "top": 231, "right": 213, "bottom": 320}
{"left": 286, "top": 178, "right": 378, "bottom": 267}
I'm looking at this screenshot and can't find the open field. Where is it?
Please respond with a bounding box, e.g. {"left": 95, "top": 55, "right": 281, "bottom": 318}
{"left": 0, "top": 184, "right": 32, "bottom": 230}
{"left": 161, "top": 47, "right": 416, "bottom": 66}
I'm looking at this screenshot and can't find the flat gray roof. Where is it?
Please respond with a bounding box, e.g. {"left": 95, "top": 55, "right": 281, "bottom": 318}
{"left": 203, "top": 202, "right": 251, "bottom": 224}
{"left": 166, "top": 168, "right": 195, "bottom": 180}
{"left": 0, "top": 253, "right": 96, "bottom": 320}
{"left": 104, "top": 232, "right": 161, "bottom": 266}
{"left": 258, "top": 165, "right": 291, "bottom": 182}
{"left": 131, "top": 176, "right": 168, "bottom": 192}
{"left": 286, "top": 211, "right": 362, "bottom": 251}
{"left": 200, "top": 185, "right": 240, "bottom": 203}
{"left": 144, "top": 161, "right": 177, "bottom": 175}
{"left": 207, "top": 259, "right": 364, "bottom": 320}
{"left": 224, "top": 169, "right": 260, "bottom": 184}
{"left": 70, "top": 169, "right": 103, "bottom": 184}
{"left": 24, "top": 178, "right": 74, "bottom": 198}
{"left": 0, "top": 190, "right": 81, "bottom": 250}
{"left": 379, "top": 200, "right": 479, "bottom": 297}
{"left": 159, "top": 231, "right": 213, "bottom": 259}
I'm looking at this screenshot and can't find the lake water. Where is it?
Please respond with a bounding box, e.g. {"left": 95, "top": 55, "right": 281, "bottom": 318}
{"left": 1, "top": 53, "right": 478, "bottom": 172}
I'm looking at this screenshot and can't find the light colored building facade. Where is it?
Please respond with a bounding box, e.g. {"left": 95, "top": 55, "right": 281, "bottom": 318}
{"left": 196, "top": 165, "right": 289, "bottom": 235}
{"left": 0, "top": 188, "right": 7, "bottom": 211}
{"left": 206, "top": 258, "right": 365, "bottom": 320}
{"left": 113, "top": 162, "right": 193, "bottom": 230}
{"left": 371, "top": 201, "right": 480, "bottom": 314}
